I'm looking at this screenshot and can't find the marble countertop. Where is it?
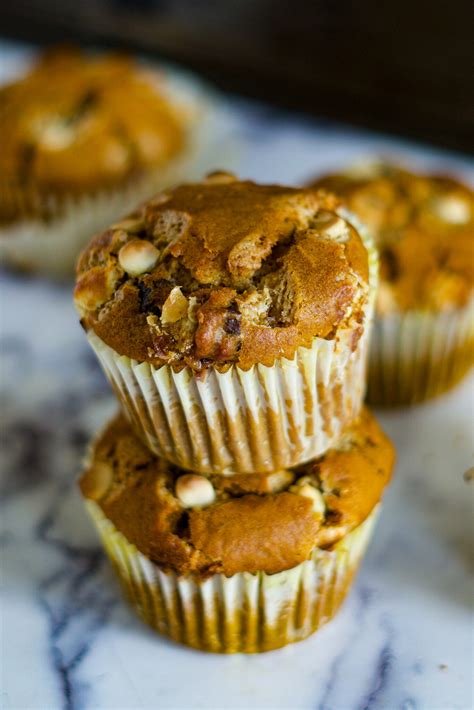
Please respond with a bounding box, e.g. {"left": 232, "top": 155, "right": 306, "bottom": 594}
{"left": 1, "top": 40, "right": 473, "bottom": 710}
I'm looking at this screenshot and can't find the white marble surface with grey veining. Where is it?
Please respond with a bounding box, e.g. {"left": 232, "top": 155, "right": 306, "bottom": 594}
{"left": 0, "top": 40, "right": 473, "bottom": 710}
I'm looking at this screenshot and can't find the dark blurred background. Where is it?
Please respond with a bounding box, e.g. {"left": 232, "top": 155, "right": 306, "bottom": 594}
{"left": 1, "top": 0, "right": 474, "bottom": 153}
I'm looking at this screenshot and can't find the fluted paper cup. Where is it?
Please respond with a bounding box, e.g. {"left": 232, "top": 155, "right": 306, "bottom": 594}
{"left": 368, "top": 298, "right": 474, "bottom": 405}
{"left": 86, "top": 501, "right": 379, "bottom": 653}
{"left": 0, "top": 68, "right": 237, "bottom": 278}
{"left": 87, "top": 321, "right": 367, "bottom": 474}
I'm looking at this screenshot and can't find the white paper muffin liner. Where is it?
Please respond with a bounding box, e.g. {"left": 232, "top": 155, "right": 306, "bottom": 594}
{"left": 86, "top": 211, "right": 377, "bottom": 474}
{"left": 87, "top": 325, "right": 365, "bottom": 474}
{"left": 368, "top": 297, "right": 474, "bottom": 405}
{"left": 86, "top": 500, "right": 379, "bottom": 653}
{"left": 0, "top": 68, "right": 238, "bottom": 278}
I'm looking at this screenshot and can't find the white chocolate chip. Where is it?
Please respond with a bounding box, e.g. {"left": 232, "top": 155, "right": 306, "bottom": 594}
{"left": 39, "top": 121, "right": 75, "bottom": 150}
{"left": 118, "top": 239, "right": 159, "bottom": 276}
{"left": 175, "top": 474, "right": 216, "bottom": 508}
{"left": 432, "top": 195, "right": 471, "bottom": 224}
{"left": 204, "top": 171, "right": 236, "bottom": 184}
{"left": 313, "top": 211, "right": 350, "bottom": 242}
{"left": 149, "top": 192, "right": 171, "bottom": 207}
{"left": 111, "top": 217, "right": 145, "bottom": 233}
{"left": 344, "top": 160, "right": 384, "bottom": 179}
{"left": 161, "top": 286, "right": 188, "bottom": 324}
{"left": 266, "top": 470, "right": 295, "bottom": 493}
{"left": 85, "top": 461, "right": 113, "bottom": 500}
{"left": 290, "top": 478, "right": 326, "bottom": 518}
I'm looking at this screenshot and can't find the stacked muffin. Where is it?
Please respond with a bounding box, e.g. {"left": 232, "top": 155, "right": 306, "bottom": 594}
{"left": 74, "top": 173, "right": 395, "bottom": 652}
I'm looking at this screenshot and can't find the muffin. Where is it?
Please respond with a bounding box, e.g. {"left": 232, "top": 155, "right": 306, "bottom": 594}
{"left": 75, "top": 173, "right": 378, "bottom": 474}
{"left": 312, "top": 163, "right": 474, "bottom": 405}
{"left": 0, "top": 47, "right": 223, "bottom": 276}
{"left": 80, "top": 406, "right": 395, "bottom": 653}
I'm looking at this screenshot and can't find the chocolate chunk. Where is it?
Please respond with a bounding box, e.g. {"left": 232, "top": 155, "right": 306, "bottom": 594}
{"left": 68, "top": 89, "right": 98, "bottom": 124}
{"left": 325, "top": 509, "right": 342, "bottom": 524}
{"left": 138, "top": 278, "right": 173, "bottom": 313}
{"left": 224, "top": 316, "right": 241, "bottom": 335}
{"left": 137, "top": 282, "right": 155, "bottom": 312}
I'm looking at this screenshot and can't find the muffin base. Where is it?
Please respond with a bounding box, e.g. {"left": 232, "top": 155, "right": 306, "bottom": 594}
{"left": 368, "top": 300, "right": 474, "bottom": 406}
{"left": 86, "top": 501, "right": 379, "bottom": 653}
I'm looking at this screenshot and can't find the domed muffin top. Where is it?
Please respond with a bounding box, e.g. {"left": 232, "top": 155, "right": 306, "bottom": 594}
{"left": 0, "top": 47, "right": 185, "bottom": 222}
{"left": 80, "top": 407, "right": 394, "bottom": 578}
{"left": 312, "top": 163, "right": 474, "bottom": 312}
{"left": 75, "top": 174, "right": 370, "bottom": 371}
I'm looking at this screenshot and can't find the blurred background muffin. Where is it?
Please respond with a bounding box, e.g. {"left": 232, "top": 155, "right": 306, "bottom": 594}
{"left": 0, "top": 46, "right": 234, "bottom": 277}
{"left": 1, "top": 0, "right": 472, "bottom": 152}
{"left": 80, "top": 406, "right": 395, "bottom": 653}
{"left": 311, "top": 163, "right": 474, "bottom": 405}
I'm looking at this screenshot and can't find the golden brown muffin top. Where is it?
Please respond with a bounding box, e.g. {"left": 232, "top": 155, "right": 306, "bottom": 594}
{"left": 0, "top": 47, "right": 185, "bottom": 223}
{"left": 75, "top": 174, "right": 370, "bottom": 371}
{"left": 311, "top": 163, "right": 474, "bottom": 312}
{"left": 80, "top": 407, "right": 394, "bottom": 578}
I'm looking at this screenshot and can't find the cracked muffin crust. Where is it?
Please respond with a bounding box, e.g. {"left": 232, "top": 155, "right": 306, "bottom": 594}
{"left": 0, "top": 47, "right": 185, "bottom": 224}
{"left": 75, "top": 173, "right": 370, "bottom": 371}
{"left": 311, "top": 163, "right": 474, "bottom": 313}
{"left": 80, "top": 407, "right": 394, "bottom": 578}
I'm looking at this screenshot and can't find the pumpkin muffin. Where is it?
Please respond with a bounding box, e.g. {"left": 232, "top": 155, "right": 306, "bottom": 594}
{"left": 75, "top": 173, "right": 378, "bottom": 474}
{"left": 0, "top": 47, "right": 221, "bottom": 276}
{"left": 80, "top": 406, "right": 395, "bottom": 653}
{"left": 311, "top": 162, "right": 474, "bottom": 404}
